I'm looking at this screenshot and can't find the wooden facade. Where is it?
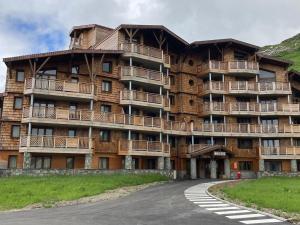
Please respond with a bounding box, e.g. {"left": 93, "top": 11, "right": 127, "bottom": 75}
{"left": 0, "top": 24, "right": 299, "bottom": 177}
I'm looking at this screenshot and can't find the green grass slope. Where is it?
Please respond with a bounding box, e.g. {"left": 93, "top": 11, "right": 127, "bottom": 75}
{"left": 260, "top": 33, "right": 300, "bottom": 71}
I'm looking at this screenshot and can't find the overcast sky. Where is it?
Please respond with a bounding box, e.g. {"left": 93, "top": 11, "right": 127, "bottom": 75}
{"left": 0, "top": 0, "right": 300, "bottom": 91}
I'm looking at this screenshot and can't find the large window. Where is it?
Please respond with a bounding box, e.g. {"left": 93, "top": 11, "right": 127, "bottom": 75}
{"left": 71, "top": 65, "right": 80, "bottom": 74}
{"left": 100, "top": 130, "right": 111, "bottom": 142}
{"left": 14, "top": 97, "right": 23, "bottom": 109}
{"left": 66, "top": 157, "right": 74, "bottom": 169}
{"left": 68, "top": 129, "right": 77, "bottom": 137}
{"left": 37, "top": 68, "right": 57, "bottom": 79}
{"left": 11, "top": 125, "right": 20, "bottom": 138}
{"left": 100, "top": 104, "right": 112, "bottom": 113}
{"left": 31, "top": 157, "right": 51, "bottom": 169}
{"left": 102, "top": 62, "right": 112, "bottom": 73}
{"left": 259, "top": 70, "right": 276, "bottom": 82}
{"left": 16, "top": 70, "right": 25, "bottom": 82}
{"left": 99, "top": 157, "right": 109, "bottom": 169}
{"left": 265, "top": 160, "right": 282, "bottom": 172}
{"left": 102, "top": 80, "right": 112, "bottom": 92}
{"left": 262, "top": 139, "right": 279, "bottom": 148}
{"left": 239, "top": 161, "right": 253, "bottom": 171}
{"left": 31, "top": 127, "right": 53, "bottom": 136}
{"left": 8, "top": 155, "right": 17, "bottom": 169}
{"left": 237, "top": 139, "right": 253, "bottom": 149}
{"left": 169, "top": 95, "right": 175, "bottom": 105}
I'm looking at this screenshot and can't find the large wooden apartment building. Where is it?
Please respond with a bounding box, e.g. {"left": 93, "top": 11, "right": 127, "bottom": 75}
{"left": 0, "top": 23, "right": 299, "bottom": 178}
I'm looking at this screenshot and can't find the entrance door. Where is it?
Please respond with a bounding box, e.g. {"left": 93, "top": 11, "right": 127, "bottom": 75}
{"left": 217, "top": 159, "right": 224, "bottom": 178}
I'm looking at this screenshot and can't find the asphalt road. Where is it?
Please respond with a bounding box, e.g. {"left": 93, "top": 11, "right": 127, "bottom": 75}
{"left": 0, "top": 180, "right": 290, "bottom": 225}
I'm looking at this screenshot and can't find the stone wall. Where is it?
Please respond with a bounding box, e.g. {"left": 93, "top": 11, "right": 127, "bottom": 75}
{"left": 0, "top": 169, "right": 175, "bottom": 179}
{"left": 258, "top": 171, "right": 300, "bottom": 178}
{"left": 230, "top": 171, "right": 257, "bottom": 179}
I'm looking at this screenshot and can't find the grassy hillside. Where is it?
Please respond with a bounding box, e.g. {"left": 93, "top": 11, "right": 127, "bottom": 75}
{"left": 260, "top": 33, "right": 300, "bottom": 71}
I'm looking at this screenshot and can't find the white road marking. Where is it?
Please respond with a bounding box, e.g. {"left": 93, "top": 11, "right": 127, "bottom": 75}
{"left": 226, "top": 214, "right": 265, "bottom": 219}
{"left": 206, "top": 206, "right": 240, "bottom": 211}
{"left": 199, "top": 204, "right": 229, "bottom": 207}
{"left": 240, "top": 218, "right": 282, "bottom": 224}
{"left": 189, "top": 199, "right": 216, "bottom": 202}
{"left": 215, "top": 210, "right": 251, "bottom": 215}
{"left": 194, "top": 201, "right": 223, "bottom": 204}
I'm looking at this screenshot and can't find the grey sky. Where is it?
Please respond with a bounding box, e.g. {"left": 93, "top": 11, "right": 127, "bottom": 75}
{"left": 0, "top": 0, "right": 300, "bottom": 91}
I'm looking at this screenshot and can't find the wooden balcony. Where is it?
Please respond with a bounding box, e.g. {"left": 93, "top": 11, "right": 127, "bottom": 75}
{"left": 164, "top": 121, "right": 190, "bottom": 135}
{"left": 119, "top": 43, "right": 170, "bottom": 67}
{"left": 120, "top": 89, "right": 164, "bottom": 109}
{"left": 19, "top": 136, "right": 92, "bottom": 154}
{"left": 201, "top": 102, "right": 300, "bottom": 116}
{"left": 24, "top": 78, "right": 94, "bottom": 100}
{"left": 260, "top": 146, "right": 300, "bottom": 159}
{"left": 120, "top": 66, "right": 164, "bottom": 86}
{"left": 198, "top": 60, "right": 259, "bottom": 75}
{"left": 118, "top": 140, "right": 170, "bottom": 157}
{"left": 22, "top": 106, "right": 163, "bottom": 132}
{"left": 201, "top": 81, "right": 291, "bottom": 95}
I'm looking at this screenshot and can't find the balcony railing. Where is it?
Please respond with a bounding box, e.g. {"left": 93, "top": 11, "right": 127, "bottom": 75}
{"left": 24, "top": 78, "right": 94, "bottom": 99}
{"left": 20, "top": 136, "right": 91, "bottom": 153}
{"left": 198, "top": 60, "right": 259, "bottom": 74}
{"left": 120, "top": 89, "right": 164, "bottom": 108}
{"left": 119, "top": 43, "right": 170, "bottom": 66}
{"left": 164, "top": 121, "right": 190, "bottom": 133}
{"left": 120, "top": 66, "right": 163, "bottom": 83}
{"left": 202, "top": 81, "right": 291, "bottom": 94}
{"left": 260, "top": 146, "right": 300, "bottom": 156}
{"left": 119, "top": 140, "right": 170, "bottom": 156}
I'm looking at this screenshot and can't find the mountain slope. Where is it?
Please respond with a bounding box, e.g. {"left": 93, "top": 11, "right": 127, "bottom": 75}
{"left": 260, "top": 33, "right": 300, "bottom": 71}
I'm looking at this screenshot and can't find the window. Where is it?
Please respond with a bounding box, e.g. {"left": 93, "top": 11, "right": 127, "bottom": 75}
{"left": 170, "top": 75, "right": 175, "bottom": 85}
{"left": 71, "top": 77, "right": 79, "bottom": 83}
{"left": 169, "top": 95, "right": 175, "bottom": 105}
{"left": 11, "top": 125, "right": 20, "bottom": 138}
{"left": 37, "top": 68, "right": 57, "bottom": 79}
{"left": 234, "top": 50, "right": 248, "bottom": 60}
{"left": 189, "top": 79, "right": 194, "bottom": 86}
{"left": 262, "top": 139, "right": 279, "bottom": 148}
{"left": 71, "top": 65, "right": 79, "bottom": 74}
{"left": 265, "top": 160, "right": 282, "bottom": 172}
{"left": 30, "top": 157, "right": 51, "bottom": 169}
{"left": 239, "top": 161, "right": 253, "bottom": 171}
{"left": 99, "top": 157, "right": 109, "bottom": 169}
{"left": 102, "top": 80, "right": 112, "bottom": 92}
{"left": 8, "top": 156, "right": 17, "bottom": 169}
{"left": 188, "top": 59, "right": 194, "bottom": 66}
{"left": 102, "top": 62, "right": 112, "bottom": 73}
{"left": 100, "top": 130, "right": 110, "bottom": 141}
{"left": 16, "top": 70, "right": 25, "bottom": 82}
{"left": 14, "top": 97, "right": 23, "bottom": 109}
{"left": 66, "top": 157, "right": 74, "bottom": 169}
{"left": 31, "top": 127, "right": 53, "bottom": 136}
{"left": 259, "top": 70, "right": 276, "bottom": 82}
{"left": 100, "top": 104, "right": 112, "bottom": 113}
{"left": 189, "top": 99, "right": 194, "bottom": 106}
{"left": 237, "top": 139, "right": 253, "bottom": 149}
{"left": 68, "top": 129, "right": 77, "bottom": 137}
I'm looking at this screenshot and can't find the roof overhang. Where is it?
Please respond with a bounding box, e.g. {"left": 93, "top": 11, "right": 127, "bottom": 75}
{"left": 69, "top": 24, "right": 114, "bottom": 37}
{"left": 190, "top": 145, "right": 234, "bottom": 158}
{"left": 256, "top": 53, "right": 293, "bottom": 67}
{"left": 3, "top": 49, "right": 123, "bottom": 64}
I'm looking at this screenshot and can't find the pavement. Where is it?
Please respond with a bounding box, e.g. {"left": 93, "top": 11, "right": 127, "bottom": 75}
{"left": 0, "top": 179, "right": 291, "bottom": 225}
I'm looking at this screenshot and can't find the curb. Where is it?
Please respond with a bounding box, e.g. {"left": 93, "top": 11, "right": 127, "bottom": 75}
{"left": 205, "top": 180, "right": 287, "bottom": 222}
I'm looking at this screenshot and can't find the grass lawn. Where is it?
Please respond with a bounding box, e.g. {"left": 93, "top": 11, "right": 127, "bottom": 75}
{"left": 221, "top": 177, "right": 300, "bottom": 214}
{"left": 0, "top": 173, "right": 168, "bottom": 210}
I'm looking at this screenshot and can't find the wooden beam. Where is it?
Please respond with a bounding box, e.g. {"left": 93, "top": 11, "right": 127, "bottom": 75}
{"left": 91, "top": 54, "right": 94, "bottom": 81}
{"left": 28, "top": 59, "right": 34, "bottom": 75}
{"left": 84, "top": 54, "right": 92, "bottom": 77}
{"left": 132, "top": 29, "right": 139, "bottom": 39}
{"left": 36, "top": 57, "right": 51, "bottom": 74}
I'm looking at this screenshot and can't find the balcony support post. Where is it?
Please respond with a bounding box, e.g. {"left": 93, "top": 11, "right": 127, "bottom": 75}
{"left": 259, "top": 159, "right": 265, "bottom": 172}
{"left": 125, "top": 155, "right": 132, "bottom": 170}
{"left": 190, "top": 158, "right": 197, "bottom": 179}
{"left": 291, "top": 159, "right": 297, "bottom": 172}
{"left": 210, "top": 160, "right": 217, "bottom": 179}
{"left": 164, "top": 157, "right": 171, "bottom": 170}
{"left": 224, "top": 158, "right": 230, "bottom": 179}
{"left": 158, "top": 156, "right": 164, "bottom": 170}
{"left": 23, "top": 152, "right": 31, "bottom": 169}
{"left": 84, "top": 153, "right": 92, "bottom": 169}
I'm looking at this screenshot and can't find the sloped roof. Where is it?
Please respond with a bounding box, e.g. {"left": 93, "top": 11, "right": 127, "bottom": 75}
{"left": 256, "top": 53, "right": 293, "bottom": 66}
{"left": 69, "top": 24, "right": 114, "bottom": 36}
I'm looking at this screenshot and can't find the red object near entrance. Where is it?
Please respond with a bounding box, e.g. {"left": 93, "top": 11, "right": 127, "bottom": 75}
{"left": 237, "top": 171, "right": 241, "bottom": 179}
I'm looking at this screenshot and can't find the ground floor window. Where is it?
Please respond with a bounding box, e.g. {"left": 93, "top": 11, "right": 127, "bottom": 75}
{"left": 171, "top": 160, "right": 175, "bottom": 170}
{"left": 31, "top": 157, "right": 51, "bottom": 169}
{"left": 297, "top": 160, "right": 300, "bottom": 172}
{"left": 147, "top": 159, "right": 156, "bottom": 169}
{"left": 132, "top": 158, "right": 139, "bottom": 169}
{"left": 265, "top": 160, "right": 282, "bottom": 172}
{"left": 66, "top": 157, "right": 75, "bottom": 169}
{"left": 99, "top": 157, "right": 109, "bottom": 170}
{"left": 238, "top": 161, "right": 253, "bottom": 171}
{"left": 8, "top": 155, "right": 17, "bottom": 169}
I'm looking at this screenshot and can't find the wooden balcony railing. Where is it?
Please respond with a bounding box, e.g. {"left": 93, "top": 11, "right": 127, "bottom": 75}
{"left": 20, "top": 136, "right": 90, "bottom": 150}
{"left": 120, "top": 66, "right": 162, "bottom": 82}
{"left": 121, "top": 89, "right": 163, "bottom": 106}
{"left": 164, "top": 121, "right": 190, "bottom": 132}
{"left": 260, "top": 146, "right": 300, "bottom": 156}
{"left": 120, "top": 43, "right": 163, "bottom": 59}
{"left": 202, "top": 81, "right": 291, "bottom": 94}
{"left": 119, "top": 140, "right": 170, "bottom": 156}
{"left": 24, "top": 78, "right": 94, "bottom": 97}
{"left": 198, "top": 60, "right": 259, "bottom": 74}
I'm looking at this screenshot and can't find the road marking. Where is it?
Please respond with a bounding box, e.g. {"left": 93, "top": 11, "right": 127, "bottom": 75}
{"left": 240, "top": 218, "right": 282, "bottom": 224}
{"left": 206, "top": 206, "right": 240, "bottom": 211}
{"left": 199, "top": 204, "right": 229, "bottom": 207}
{"left": 189, "top": 199, "right": 216, "bottom": 202}
{"left": 194, "top": 201, "right": 222, "bottom": 204}
{"left": 226, "top": 214, "right": 265, "bottom": 219}
{"left": 215, "top": 210, "right": 251, "bottom": 215}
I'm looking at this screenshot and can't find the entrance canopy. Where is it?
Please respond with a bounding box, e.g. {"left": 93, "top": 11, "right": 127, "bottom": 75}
{"left": 190, "top": 144, "right": 234, "bottom": 158}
